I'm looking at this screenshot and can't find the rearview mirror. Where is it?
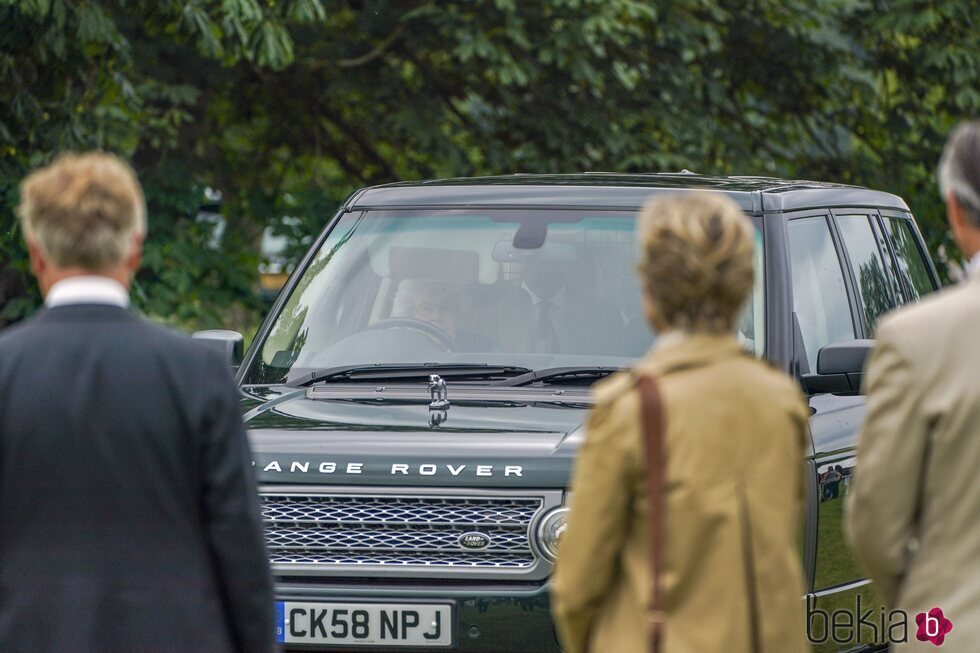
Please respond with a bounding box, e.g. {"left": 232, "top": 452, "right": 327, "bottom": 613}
{"left": 491, "top": 240, "right": 578, "bottom": 263}
{"left": 192, "top": 329, "right": 244, "bottom": 368}
{"left": 801, "top": 339, "right": 874, "bottom": 395}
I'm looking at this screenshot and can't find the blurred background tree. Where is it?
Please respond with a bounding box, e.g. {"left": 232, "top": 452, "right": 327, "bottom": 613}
{"left": 2, "top": 0, "right": 978, "bottom": 332}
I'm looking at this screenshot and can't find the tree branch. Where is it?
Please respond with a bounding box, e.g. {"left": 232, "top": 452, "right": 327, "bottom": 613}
{"left": 302, "top": 24, "right": 408, "bottom": 70}
{"left": 339, "top": 24, "right": 406, "bottom": 68}
{"left": 316, "top": 123, "right": 368, "bottom": 182}
{"left": 316, "top": 102, "right": 397, "bottom": 184}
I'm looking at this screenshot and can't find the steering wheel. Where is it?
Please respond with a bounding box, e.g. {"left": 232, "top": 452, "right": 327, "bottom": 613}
{"left": 363, "top": 317, "right": 460, "bottom": 352}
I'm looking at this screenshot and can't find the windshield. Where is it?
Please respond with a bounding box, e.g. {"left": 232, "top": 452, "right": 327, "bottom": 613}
{"left": 246, "top": 209, "right": 765, "bottom": 385}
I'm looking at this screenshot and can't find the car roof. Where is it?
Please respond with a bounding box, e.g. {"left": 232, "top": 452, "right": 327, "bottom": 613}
{"left": 347, "top": 172, "right": 909, "bottom": 214}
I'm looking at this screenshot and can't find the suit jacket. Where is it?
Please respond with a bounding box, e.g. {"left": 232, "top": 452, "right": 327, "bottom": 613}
{"left": 535, "top": 287, "right": 629, "bottom": 356}
{"left": 846, "top": 275, "right": 980, "bottom": 652}
{"left": 0, "top": 305, "right": 274, "bottom": 653}
{"left": 551, "top": 334, "right": 808, "bottom": 653}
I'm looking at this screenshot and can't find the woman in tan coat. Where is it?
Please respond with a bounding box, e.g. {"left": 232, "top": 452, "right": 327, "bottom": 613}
{"left": 551, "top": 193, "right": 810, "bottom": 653}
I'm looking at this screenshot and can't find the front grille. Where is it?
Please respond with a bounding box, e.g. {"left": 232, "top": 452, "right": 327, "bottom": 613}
{"left": 261, "top": 493, "right": 545, "bottom": 575}
{"left": 269, "top": 551, "right": 534, "bottom": 567}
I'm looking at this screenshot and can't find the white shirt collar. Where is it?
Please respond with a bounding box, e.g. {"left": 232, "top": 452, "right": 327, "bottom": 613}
{"left": 654, "top": 330, "right": 687, "bottom": 350}
{"left": 45, "top": 276, "right": 130, "bottom": 308}
{"left": 523, "top": 283, "right": 566, "bottom": 307}
{"left": 969, "top": 252, "right": 980, "bottom": 278}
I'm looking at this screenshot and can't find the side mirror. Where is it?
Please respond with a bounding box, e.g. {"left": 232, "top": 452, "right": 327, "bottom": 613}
{"left": 192, "top": 329, "right": 244, "bottom": 367}
{"left": 801, "top": 339, "right": 874, "bottom": 395}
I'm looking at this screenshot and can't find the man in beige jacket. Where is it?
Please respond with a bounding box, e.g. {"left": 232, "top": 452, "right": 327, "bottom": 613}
{"left": 846, "top": 120, "right": 980, "bottom": 651}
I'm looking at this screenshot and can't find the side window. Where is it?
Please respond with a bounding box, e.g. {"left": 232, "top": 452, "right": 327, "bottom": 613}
{"left": 787, "top": 217, "right": 856, "bottom": 372}
{"left": 883, "top": 218, "right": 935, "bottom": 300}
{"left": 835, "top": 215, "right": 896, "bottom": 333}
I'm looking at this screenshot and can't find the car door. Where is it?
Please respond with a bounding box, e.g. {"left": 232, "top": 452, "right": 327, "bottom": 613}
{"left": 798, "top": 209, "right": 938, "bottom": 651}
{"left": 782, "top": 212, "right": 874, "bottom": 651}
{"left": 808, "top": 211, "right": 900, "bottom": 651}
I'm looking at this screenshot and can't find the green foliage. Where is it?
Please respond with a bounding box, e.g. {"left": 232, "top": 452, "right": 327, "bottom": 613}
{"left": 2, "top": 0, "right": 979, "bottom": 329}
{"left": 0, "top": 0, "right": 303, "bottom": 327}
{"left": 134, "top": 161, "right": 262, "bottom": 329}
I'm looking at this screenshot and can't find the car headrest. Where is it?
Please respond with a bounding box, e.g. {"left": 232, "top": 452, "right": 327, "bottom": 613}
{"left": 388, "top": 246, "right": 479, "bottom": 283}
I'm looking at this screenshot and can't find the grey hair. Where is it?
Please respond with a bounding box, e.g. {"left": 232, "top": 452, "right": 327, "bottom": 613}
{"left": 938, "top": 120, "right": 980, "bottom": 227}
{"left": 392, "top": 278, "right": 463, "bottom": 317}
{"left": 17, "top": 152, "right": 146, "bottom": 270}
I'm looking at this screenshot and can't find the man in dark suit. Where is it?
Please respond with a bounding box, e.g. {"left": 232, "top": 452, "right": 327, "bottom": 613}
{"left": 0, "top": 153, "right": 274, "bottom": 653}
{"left": 521, "top": 259, "right": 629, "bottom": 355}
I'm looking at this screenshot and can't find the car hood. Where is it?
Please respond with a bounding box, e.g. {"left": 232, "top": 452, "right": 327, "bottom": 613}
{"left": 242, "top": 385, "right": 590, "bottom": 488}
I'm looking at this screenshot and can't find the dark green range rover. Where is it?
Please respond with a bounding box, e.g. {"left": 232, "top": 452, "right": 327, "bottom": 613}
{"left": 208, "top": 173, "right": 940, "bottom": 652}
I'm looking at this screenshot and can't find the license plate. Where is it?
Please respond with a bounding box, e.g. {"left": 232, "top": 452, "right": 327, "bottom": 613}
{"left": 276, "top": 601, "right": 453, "bottom": 647}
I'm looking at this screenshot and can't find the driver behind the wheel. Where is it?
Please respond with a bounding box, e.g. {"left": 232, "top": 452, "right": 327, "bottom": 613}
{"left": 394, "top": 278, "right": 500, "bottom": 352}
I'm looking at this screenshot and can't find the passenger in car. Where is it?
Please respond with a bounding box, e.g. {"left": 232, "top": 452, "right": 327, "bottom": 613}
{"left": 519, "top": 258, "right": 628, "bottom": 355}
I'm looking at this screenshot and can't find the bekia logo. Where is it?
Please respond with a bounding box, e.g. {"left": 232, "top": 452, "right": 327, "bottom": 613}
{"left": 916, "top": 608, "right": 953, "bottom": 646}
{"left": 807, "top": 596, "right": 907, "bottom": 646}
{"left": 807, "top": 597, "right": 953, "bottom": 647}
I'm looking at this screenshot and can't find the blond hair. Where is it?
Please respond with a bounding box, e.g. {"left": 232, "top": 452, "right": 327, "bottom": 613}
{"left": 637, "top": 192, "right": 754, "bottom": 333}
{"left": 16, "top": 152, "right": 147, "bottom": 270}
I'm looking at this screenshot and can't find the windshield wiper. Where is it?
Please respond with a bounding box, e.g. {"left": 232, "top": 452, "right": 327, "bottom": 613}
{"left": 493, "top": 366, "right": 622, "bottom": 387}
{"left": 288, "top": 363, "right": 533, "bottom": 387}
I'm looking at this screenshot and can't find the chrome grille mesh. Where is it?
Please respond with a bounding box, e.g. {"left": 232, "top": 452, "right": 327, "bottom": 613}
{"left": 262, "top": 495, "right": 537, "bottom": 526}
{"left": 269, "top": 551, "right": 535, "bottom": 567}
{"left": 266, "top": 526, "right": 528, "bottom": 551}
{"left": 261, "top": 493, "right": 542, "bottom": 570}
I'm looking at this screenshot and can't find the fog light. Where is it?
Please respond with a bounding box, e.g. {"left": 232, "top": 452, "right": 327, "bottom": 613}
{"left": 537, "top": 508, "right": 569, "bottom": 562}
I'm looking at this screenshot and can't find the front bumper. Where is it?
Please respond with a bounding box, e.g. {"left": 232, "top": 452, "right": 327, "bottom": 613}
{"left": 276, "top": 581, "right": 562, "bottom": 653}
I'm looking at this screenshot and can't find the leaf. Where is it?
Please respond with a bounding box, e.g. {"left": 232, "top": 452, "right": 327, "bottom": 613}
{"left": 287, "top": 0, "right": 326, "bottom": 22}
{"left": 75, "top": 3, "right": 118, "bottom": 46}
{"left": 182, "top": 3, "right": 225, "bottom": 58}
{"left": 251, "top": 19, "right": 294, "bottom": 68}
{"left": 222, "top": 0, "right": 263, "bottom": 22}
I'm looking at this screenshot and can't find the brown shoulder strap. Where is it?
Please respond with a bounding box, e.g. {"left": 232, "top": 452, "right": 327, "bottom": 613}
{"left": 636, "top": 374, "right": 666, "bottom": 653}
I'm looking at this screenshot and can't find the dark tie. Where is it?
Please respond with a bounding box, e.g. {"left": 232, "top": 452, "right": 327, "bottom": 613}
{"left": 537, "top": 300, "right": 559, "bottom": 351}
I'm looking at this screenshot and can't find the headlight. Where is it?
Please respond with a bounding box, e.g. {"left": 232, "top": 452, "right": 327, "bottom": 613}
{"left": 537, "top": 507, "right": 569, "bottom": 562}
